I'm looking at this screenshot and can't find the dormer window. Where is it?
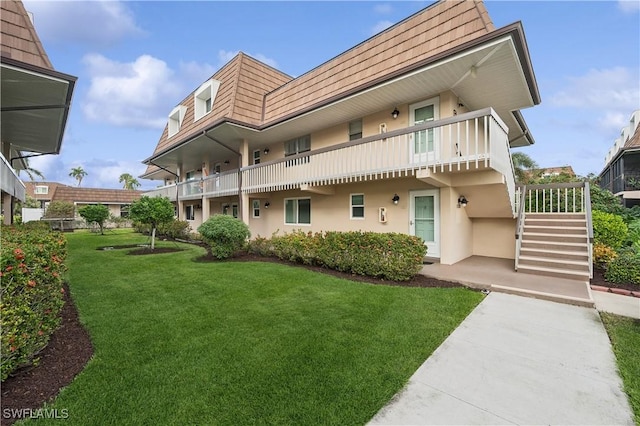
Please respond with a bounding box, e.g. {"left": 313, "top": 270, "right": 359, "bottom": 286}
{"left": 194, "top": 79, "right": 220, "bottom": 121}
{"left": 168, "top": 105, "right": 187, "bottom": 138}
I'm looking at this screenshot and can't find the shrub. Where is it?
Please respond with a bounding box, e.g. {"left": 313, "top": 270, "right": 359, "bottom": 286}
{"left": 592, "top": 242, "right": 617, "bottom": 269}
{"left": 198, "top": 215, "right": 251, "bottom": 259}
{"left": 592, "top": 210, "right": 628, "bottom": 250}
{"left": 43, "top": 201, "right": 75, "bottom": 219}
{"left": 1, "top": 225, "right": 67, "bottom": 381}
{"left": 605, "top": 248, "right": 640, "bottom": 286}
{"left": 252, "top": 230, "right": 426, "bottom": 281}
{"left": 78, "top": 204, "right": 110, "bottom": 234}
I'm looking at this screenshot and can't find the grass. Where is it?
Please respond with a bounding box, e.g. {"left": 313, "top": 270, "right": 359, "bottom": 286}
{"left": 32, "top": 229, "right": 483, "bottom": 425}
{"left": 600, "top": 313, "right": 640, "bottom": 425}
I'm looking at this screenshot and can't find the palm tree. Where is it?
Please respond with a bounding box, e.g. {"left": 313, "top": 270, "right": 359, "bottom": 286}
{"left": 69, "top": 166, "right": 88, "bottom": 187}
{"left": 511, "top": 152, "right": 539, "bottom": 183}
{"left": 119, "top": 173, "right": 141, "bottom": 190}
{"left": 19, "top": 157, "right": 45, "bottom": 181}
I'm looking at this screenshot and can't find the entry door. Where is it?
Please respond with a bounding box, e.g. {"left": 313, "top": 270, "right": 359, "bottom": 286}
{"left": 410, "top": 98, "right": 440, "bottom": 163}
{"left": 410, "top": 189, "right": 440, "bottom": 258}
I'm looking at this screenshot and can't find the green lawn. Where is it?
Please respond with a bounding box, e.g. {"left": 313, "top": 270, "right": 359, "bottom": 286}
{"left": 601, "top": 313, "right": 640, "bottom": 425}
{"left": 32, "top": 230, "right": 483, "bottom": 425}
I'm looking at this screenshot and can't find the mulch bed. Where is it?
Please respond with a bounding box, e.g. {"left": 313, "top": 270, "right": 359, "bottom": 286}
{"left": 1, "top": 248, "right": 634, "bottom": 424}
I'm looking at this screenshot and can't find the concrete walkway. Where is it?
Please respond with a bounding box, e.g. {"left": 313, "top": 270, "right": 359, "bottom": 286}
{"left": 369, "top": 292, "right": 635, "bottom": 425}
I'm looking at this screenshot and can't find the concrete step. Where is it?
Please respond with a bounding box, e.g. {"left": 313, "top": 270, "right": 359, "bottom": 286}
{"left": 517, "top": 263, "right": 591, "bottom": 281}
{"left": 525, "top": 213, "right": 586, "bottom": 220}
{"left": 524, "top": 219, "right": 586, "bottom": 228}
{"left": 522, "top": 232, "right": 588, "bottom": 244}
{"left": 519, "top": 247, "right": 589, "bottom": 262}
{"left": 524, "top": 225, "right": 587, "bottom": 235}
{"left": 518, "top": 255, "right": 590, "bottom": 272}
{"left": 520, "top": 240, "right": 588, "bottom": 252}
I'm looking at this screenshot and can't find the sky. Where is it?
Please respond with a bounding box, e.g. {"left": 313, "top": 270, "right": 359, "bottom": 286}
{"left": 20, "top": 0, "right": 640, "bottom": 190}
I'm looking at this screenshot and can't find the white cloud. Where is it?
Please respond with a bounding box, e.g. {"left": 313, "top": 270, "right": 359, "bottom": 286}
{"left": 23, "top": 0, "right": 144, "bottom": 46}
{"left": 217, "top": 50, "right": 278, "bottom": 69}
{"left": 618, "top": 0, "right": 640, "bottom": 13}
{"left": 374, "top": 4, "right": 393, "bottom": 14}
{"left": 370, "top": 20, "right": 394, "bottom": 36}
{"left": 82, "top": 54, "right": 184, "bottom": 129}
{"left": 84, "top": 159, "right": 151, "bottom": 189}
{"left": 549, "top": 67, "right": 640, "bottom": 131}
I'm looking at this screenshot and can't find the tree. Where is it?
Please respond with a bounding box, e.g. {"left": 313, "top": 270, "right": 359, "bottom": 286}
{"left": 78, "top": 204, "right": 110, "bottom": 235}
{"left": 69, "top": 166, "right": 88, "bottom": 187}
{"left": 511, "top": 152, "right": 539, "bottom": 183}
{"left": 119, "top": 173, "right": 141, "bottom": 190}
{"left": 128, "top": 196, "right": 175, "bottom": 250}
{"left": 18, "top": 157, "right": 45, "bottom": 181}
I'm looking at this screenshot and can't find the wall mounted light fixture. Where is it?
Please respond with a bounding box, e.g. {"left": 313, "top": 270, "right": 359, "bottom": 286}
{"left": 391, "top": 108, "right": 400, "bottom": 119}
{"left": 264, "top": 148, "right": 270, "bottom": 155}
{"left": 457, "top": 195, "right": 468, "bottom": 208}
{"left": 392, "top": 194, "right": 400, "bottom": 205}
{"left": 224, "top": 160, "right": 230, "bottom": 164}
{"left": 264, "top": 201, "right": 270, "bottom": 208}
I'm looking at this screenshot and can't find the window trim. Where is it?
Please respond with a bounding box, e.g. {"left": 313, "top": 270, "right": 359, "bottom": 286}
{"left": 349, "top": 119, "right": 363, "bottom": 141}
{"left": 185, "top": 205, "right": 195, "bottom": 221}
{"left": 194, "top": 79, "right": 221, "bottom": 121}
{"left": 253, "top": 149, "right": 261, "bottom": 165}
{"left": 252, "top": 199, "right": 260, "bottom": 218}
{"left": 34, "top": 185, "right": 49, "bottom": 195}
{"left": 168, "top": 105, "right": 187, "bottom": 138}
{"left": 284, "top": 197, "right": 311, "bottom": 226}
{"left": 350, "top": 193, "right": 365, "bottom": 220}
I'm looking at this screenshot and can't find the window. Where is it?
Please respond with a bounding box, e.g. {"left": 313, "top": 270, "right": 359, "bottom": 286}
{"left": 185, "top": 170, "right": 196, "bottom": 181}
{"left": 253, "top": 150, "right": 261, "bottom": 165}
{"left": 194, "top": 79, "right": 221, "bottom": 121}
{"left": 213, "top": 163, "right": 221, "bottom": 174}
{"left": 120, "top": 204, "right": 130, "bottom": 218}
{"left": 34, "top": 185, "right": 48, "bottom": 195}
{"left": 168, "top": 105, "right": 187, "bottom": 137}
{"left": 284, "top": 135, "right": 311, "bottom": 166}
{"left": 222, "top": 203, "right": 238, "bottom": 218}
{"left": 185, "top": 205, "right": 195, "bottom": 221}
{"left": 350, "top": 194, "right": 364, "bottom": 219}
{"left": 252, "top": 200, "right": 260, "bottom": 218}
{"left": 349, "top": 119, "right": 363, "bottom": 141}
{"left": 285, "top": 198, "right": 311, "bottom": 225}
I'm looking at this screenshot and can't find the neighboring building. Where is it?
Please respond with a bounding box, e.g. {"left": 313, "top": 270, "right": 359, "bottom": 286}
{"left": 142, "top": 0, "right": 542, "bottom": 266}
{"left": 1, "top": 0, "right": 76, "bottom": 224}
{"left": 599, "top": 110, "right": 640, "bottom": 208}
{"left": 539, "top": 166, "right": 575, "bottom": 178}
{"left": 23, "top": 181, "right": 143, "bottom": 220}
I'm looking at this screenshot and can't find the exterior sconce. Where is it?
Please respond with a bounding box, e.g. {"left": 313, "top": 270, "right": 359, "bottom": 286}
{"left": 392, "top": 194, "right": 400, "bottom": 205}
{"left": 264, "top": 148, "right": 270, "bottom": 155}
{"left": 224, "top": 160, "right": 230, "bottom": 164}
{"left": 264, "top": 201, "right": 270, "bottom": 208}
{"left": 457, "top": 195, "right": 468, "bottom": 208}
{"left": 195, "top": 204, "right": 202, "bottom": 210}
{"left": 391, "top": 108, "right": 400, "bottom": 119}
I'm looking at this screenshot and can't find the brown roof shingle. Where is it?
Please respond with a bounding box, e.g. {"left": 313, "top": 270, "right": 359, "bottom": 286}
{"left": 51, "top": 187, "right": 143, "bottom": 204}
{"left": 0, "top": 0, "right": 53, "bottom": 69}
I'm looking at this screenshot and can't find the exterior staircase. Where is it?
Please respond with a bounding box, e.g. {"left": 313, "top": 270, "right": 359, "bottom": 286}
{"left": 517, "top": 213, "right": 591, "bottom": 282}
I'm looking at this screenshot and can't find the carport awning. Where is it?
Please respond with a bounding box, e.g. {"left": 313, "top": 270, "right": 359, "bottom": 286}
{"left": 1, "top": 56, "right": 76, "bottom": 158}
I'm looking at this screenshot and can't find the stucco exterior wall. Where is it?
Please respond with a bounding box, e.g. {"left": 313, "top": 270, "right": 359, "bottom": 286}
{"left": 472, "top": 218, "right": 516, "bottom": 259}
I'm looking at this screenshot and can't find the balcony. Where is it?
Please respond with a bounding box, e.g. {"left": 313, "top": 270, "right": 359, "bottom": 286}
{"left": 1, "top": 153, "right": 26, "bottom": 201}
{"left": 144, "top": 108, "right": 515, "bottom": 210}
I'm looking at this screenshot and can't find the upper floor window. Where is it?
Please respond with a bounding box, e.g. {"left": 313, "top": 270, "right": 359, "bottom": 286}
{"left": 194, "top": 79, "right": 221, "bottom": 121}
{"left": 168, "top": 105, "right": 187, "bottom": 138}
{"left": 185, "top": 170, "right": 196, "bottom": 181}
{"left": 253, "top": 150, "right": 261, "bottom": 165}
{"left": 34, "top": 185, "right": 48, "bottom": 195}
{"left": 284, "top": 135, "right": 310, "bottom": 166}
{"left": 349, "top": 119, "right": 363, "bottom": 141}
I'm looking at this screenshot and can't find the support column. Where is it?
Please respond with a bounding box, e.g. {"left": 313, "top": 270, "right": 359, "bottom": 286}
{"left": 2, "top": 192, "right": 13, "bottom": 225}
{"left": 240, "top": 139, "right": 250, "bottom": 224}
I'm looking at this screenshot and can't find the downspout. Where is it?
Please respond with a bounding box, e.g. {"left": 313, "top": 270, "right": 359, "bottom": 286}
{"left": 201, "top": 131, "right": 243, "bottom": 221}
{"left": 148, "top": 161, "right": 181, "bottom": 220}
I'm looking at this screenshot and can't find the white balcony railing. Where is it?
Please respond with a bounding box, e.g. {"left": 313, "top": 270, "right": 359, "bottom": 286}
{"left": 144, "top": 108, "right": 515, "bottom": 209}
{"left": 1, "top": 153, "right": 26, "bottom": 201}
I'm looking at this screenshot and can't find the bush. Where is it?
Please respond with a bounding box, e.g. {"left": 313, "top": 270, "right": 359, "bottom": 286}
{"left": 0, "top": 225, "right": 67, "bottom": 381}
{"left": 249, "top": 230, "right": 427, "bottom": 281}
{"left": 198, "top": 215, "right": 251, "bottom": 259}
{"left": 593, "top": 242, "right": 617, "bottom": 269}
{"left": 605, "top": 249, "right": 640, "bottom": 286}
{"left": 592, "top": 210, "right": 628, "bottom": 250}
{"left": 43, "top": 201, "right": 75, "bottom": 219}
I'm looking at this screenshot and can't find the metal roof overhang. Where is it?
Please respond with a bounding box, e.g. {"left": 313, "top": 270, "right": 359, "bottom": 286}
{"left": 144, "top": 23, "right": 539, "bottom": 180}
{"left": 1, "top": 57, "right": 76, "bottom": 169}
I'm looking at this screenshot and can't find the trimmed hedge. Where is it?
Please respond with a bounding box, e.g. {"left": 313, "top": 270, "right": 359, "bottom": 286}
{"left": 251, "top": 230, "right": 427, "bottom": 281}
{"left": 133, "top": 218, "right": 191, "bottom": 240}
{"left": 592, "top": 210, "right": 628, "bottom": 250}
{"left": 198, "top": 215, "right": 251, "bottom": 259}
{"left": 605, "top": 249, "right": 640, "bottom": 286}
{"left": 1, "top": 225, "right": 67, "bottom": 381}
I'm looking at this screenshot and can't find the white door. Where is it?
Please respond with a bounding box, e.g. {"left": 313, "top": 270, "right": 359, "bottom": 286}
{"left": 410, "top": 97, "right": 440, "bottom": 163}
{"left": 410, "top": 189, "right": 440, "bottom": 258}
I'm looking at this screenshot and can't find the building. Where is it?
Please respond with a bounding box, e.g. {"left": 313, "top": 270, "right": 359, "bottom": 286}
{"left": 142, "top": 0, "right": 543, "bottom": 266}
{"left": 599, "top": 110, "right": 640, "bottom": 208}
{"left": 22, "top": 181, "right": 143, "bottom": 222}
{"left": 1, "top": 0, "right": 76, "bottom": 224}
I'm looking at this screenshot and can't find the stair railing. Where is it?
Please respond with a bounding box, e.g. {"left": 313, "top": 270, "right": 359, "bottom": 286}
{"left": 584, "top": 181, "right": 594, "bottom": 278}
{"left": 514, "top": 184, "right": 527, "bottom": 271}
